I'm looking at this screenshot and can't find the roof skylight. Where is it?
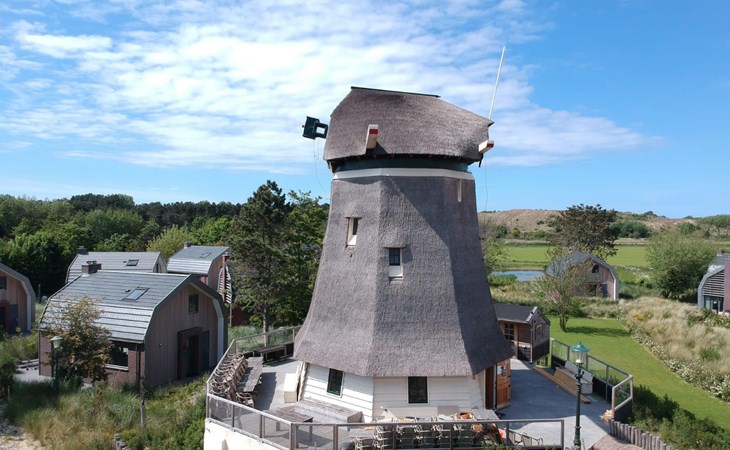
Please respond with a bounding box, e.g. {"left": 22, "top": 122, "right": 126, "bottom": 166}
{"left": 125, "top": 288, "right": 148, "bottom": 301}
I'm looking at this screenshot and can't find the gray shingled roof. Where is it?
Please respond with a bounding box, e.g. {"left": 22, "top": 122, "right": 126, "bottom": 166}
{"left": 167, "top": 246, "right": 229, "bottom": 275}
{"left": 546, "top": 251, "right": 618, "bottom": 280}
{"left": 709, "top": 253, "right": 730, "bottom": 272}
{"left": 67, "top": 252, "right": 165, "bottom": 283}
{"left": 494, "top": 303, "right": 551, "bottom": 325}
{"left": 40, "top": 271, "right": 219, "bottom": 343}
{"left": 323, "top": 87, "right": 492, "bottom": 163}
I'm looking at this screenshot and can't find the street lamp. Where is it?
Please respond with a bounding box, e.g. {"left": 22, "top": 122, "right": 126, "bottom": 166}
{"left": 50, "top": 335, "right": 63, "bottom": 394}
{"left": 570, "top": 342, "right": 590, "bottom": 449}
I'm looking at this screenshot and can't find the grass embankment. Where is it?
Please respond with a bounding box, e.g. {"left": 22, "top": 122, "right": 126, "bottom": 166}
{"left": 503, "top": 243, "right": 648, "bottom": 270}
{"left": 3, "top": 377, "right": 206, "bottom": 450}
{"left": 549, "top": 316, "right": 730, "bottom": 427}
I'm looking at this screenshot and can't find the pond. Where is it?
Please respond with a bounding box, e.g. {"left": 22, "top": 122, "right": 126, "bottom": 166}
{"left": 491, "top": 270, "right": 544, "bottom": 282}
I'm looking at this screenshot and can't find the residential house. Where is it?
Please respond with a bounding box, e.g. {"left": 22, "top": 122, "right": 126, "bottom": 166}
{"left": 547, "top": 251, "right": 620, "bottom": 300}
{"left": 39, "top": 268, "right": 226, "bottom": 386}
{"left": 494, "top": 303, "right": 551, "bottom": 363}
{"left": 0, "top": 262, "right": 36, "bottom": 333}
{"left": 66, "top": 247, "right": 166, "bottom": 283}
{"left": 168, "top": 244, "right": 232, "bottom": 305}
{"left": 697, "top": 251, "right": 730, "bottom": 313}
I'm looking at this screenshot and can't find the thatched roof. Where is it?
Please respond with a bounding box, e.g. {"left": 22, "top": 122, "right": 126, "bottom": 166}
{"left": 323, "top": 87, "right": 492, "bottom": 163}
{"left": 295, "top": 176, "right": 513, "bottom": 377}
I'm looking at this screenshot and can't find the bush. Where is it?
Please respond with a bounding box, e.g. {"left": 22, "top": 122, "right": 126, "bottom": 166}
{"left": 631, "top": 385, "right": 730, "bottom": 450}
{"left": 488, "top": 274, "right": 517, "bottom": 287}
{"left": 0, "top": 352, "right": 16, "bottom": 398}
{"left": 611, "top": 221, "right": 651, "bottom": 239}
{"left": 0, "top": 331, "right": 39, "bottom": 361}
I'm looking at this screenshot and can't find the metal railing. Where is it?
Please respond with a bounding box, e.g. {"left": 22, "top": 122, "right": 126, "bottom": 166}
{"left": 550, "top": 338, "right": 633, "bottom": 419}
{"left": 207, "top": 395, "right": 565, "bottom": 449}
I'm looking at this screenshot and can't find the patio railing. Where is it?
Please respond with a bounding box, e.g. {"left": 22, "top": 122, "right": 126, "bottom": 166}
{"left": 550, "top": 338, "right": 633, "bottom": 421}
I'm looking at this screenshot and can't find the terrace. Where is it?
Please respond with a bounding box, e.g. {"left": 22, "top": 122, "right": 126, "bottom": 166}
{"left": 205, "top": 329, "right": 632, "bottom": 449}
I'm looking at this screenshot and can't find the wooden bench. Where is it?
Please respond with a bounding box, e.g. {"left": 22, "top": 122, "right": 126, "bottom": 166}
{"left": 239, "top": 356, "right": 263, "bottom": 393}
{"left": 533, "top": 366, "right": 591, "bottom": 403}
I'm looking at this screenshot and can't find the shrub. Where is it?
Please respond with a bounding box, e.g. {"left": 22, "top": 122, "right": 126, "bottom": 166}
{"left": 0, "top": 352, "right": 16, "bottom": 398}
{"left": 489, "top": 274, "right": 517, "bottom": 287}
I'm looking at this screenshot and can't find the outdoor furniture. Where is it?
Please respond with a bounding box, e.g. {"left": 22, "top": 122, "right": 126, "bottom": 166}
{"left": 267, "top": 406, "right": 314, "bottom": 442}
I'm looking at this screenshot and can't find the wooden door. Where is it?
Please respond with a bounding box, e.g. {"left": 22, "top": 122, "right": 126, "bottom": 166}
{"left": 496, "top": 359, "right": 511, "bottom": 409}
{"left": 485, "top": 366, "right": 495, "bottom": 409}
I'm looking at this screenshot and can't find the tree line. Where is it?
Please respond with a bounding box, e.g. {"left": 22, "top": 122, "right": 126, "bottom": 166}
{"left": 0, "top": 186, "right": 329, "bottom": 333}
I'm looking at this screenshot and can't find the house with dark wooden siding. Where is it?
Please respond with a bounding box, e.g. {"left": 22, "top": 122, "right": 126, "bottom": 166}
{"left": 0, "top": 262, "right": 36, "bottom": 334}
{"left": 168, "top": 244, "right": 232, "bottom": 305}
{"left": 547, "top": 251, "right": 619, "bottom": 300}
{"left": 494, "top": 304, "right": 550, "bottom": 363}
{"left": 698, "top": 252, "right": 730, "bottom": 313}
{"left": 39, "top": 269, "right": 226, "bottom": 386}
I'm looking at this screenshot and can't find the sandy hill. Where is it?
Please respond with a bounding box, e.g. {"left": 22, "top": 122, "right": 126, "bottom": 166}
{"left": 479, "top": 209, "right": 689, "bottom": 235}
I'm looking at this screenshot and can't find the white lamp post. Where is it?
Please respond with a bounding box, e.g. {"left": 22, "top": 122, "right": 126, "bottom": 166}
{"left": 50, "top": 335, "right": 63, "bottom": 394}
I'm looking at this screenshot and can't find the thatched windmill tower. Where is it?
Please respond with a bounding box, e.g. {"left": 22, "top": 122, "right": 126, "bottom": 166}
{"left": 294, "top": 87, "right": 513, "bottom": 421}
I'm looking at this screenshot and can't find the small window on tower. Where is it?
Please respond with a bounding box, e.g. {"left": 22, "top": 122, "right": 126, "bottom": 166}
{"left": 347, "top": 217, "right": 359, "bottom": 246}
{"left": 457, "top": 179, "right": 463, "bottom": 203}
{"left": 388, "top": 248, "right": 403, "bottom": 278}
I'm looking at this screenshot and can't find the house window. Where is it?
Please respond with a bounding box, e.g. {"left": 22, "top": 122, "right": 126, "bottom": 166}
{"left": 109, "top": 344, "right": 129, "bottom": 368}
{"left": 327, "top": 368, "right": 344, "bottom": 396}
{"left": 503, "top": 322, "right": 515, "bottom": 341}
{"left": 591, "top": 264, "right": 600, "bottom": 274}
{"left": 408, "top": 377, "right": 428, "bottom": 404}
{"left": 347, "top": 217, "right": 359, "bottom": 246}
{"left": 188, "top": 294, "right": 199, "bottom": 314}
{"left": 0, "top": 276, "right": 6, "bottom": 290}
{"left": 388, "top": 248, "right": 403, "bottom": 278}
{"left": 126, "top": 259, "right": 139, "bottom": 267}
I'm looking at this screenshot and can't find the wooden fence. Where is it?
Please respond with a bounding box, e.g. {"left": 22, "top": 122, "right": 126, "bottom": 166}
{"left": 607, "top": 419, "right": 676, "bottom": 450}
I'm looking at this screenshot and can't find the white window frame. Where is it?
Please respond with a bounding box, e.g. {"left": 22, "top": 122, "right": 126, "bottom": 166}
{"left": 388, "top": 247, "right": 403, "bottom": 278}
{"left": 347, "top": 217, "right": 359, "bottom": 246}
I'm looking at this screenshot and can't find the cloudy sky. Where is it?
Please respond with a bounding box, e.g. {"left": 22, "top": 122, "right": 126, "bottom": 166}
{"left": 1, "top": 0, "right": 728, "bottom": 217}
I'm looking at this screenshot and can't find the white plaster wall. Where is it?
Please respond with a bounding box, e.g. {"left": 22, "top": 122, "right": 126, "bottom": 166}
{"left": 301, "top": 365, "right": 375, "bottom": 421}
{"left": 372, "top": 376, "right": 484, "bottom": 419}
{"left": 204, "top": 420, "right": 278, "bottom": 450}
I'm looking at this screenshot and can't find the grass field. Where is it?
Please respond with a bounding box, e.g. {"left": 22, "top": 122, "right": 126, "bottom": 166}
{"left": 504, "top": 244, "right": 648, "bottom": 269}
{"left": 549, "top": 316, "right": 730, "bottom": 428}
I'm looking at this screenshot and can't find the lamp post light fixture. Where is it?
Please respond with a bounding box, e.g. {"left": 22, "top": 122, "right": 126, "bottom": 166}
{"left": 570, "top": 342, "right": 590, "bottom": 450}
{"left": 50, "top": 335, "right": 63, "bottom": 394}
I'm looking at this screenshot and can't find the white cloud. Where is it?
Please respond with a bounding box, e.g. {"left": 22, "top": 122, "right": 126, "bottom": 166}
{"left": 0, "top": 0, "right": 657, "bottom": 174}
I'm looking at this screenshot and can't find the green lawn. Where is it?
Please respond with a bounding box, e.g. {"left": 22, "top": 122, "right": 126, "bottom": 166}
{"left": 504, "top": 244, "right": 648, "bottom": 269}
{"left": 549, "top": 316, "right": 730, "bottom": 427}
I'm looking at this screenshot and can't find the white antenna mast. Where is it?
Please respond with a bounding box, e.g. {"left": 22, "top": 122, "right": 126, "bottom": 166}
{"left": 488, "top": 46, "right": 506, "bottom": 120}
{"left": 479, "top": 46, "right": 506, "bottom": 155}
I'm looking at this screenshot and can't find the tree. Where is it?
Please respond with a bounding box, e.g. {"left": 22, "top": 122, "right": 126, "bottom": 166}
{"left": 480, "top": 222, "right": 509, "bottom": 276}
{"left": 228, "top": 181, "right": 291, "bottom": 332}
{"left": 147, "top": 225, "right": 195, "bottom": 260}
{"left": 276, "top": 191, "right": 327, "bottom": 325}
{"left": 533, "top": 247, "right": 590, "bottom": 331}
{"left": 646, "top": 231, "right": 716, "bottom": 299}
{"left": 549, "top": 204, "right": 618, "bottom": 260}
{"left": 44, "top": 297, "right": 111, "bottom": 383}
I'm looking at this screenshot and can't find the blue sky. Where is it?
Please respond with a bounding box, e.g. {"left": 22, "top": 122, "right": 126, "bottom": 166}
{"left": 1, "top": 1, "right": 728, "bottom": 218}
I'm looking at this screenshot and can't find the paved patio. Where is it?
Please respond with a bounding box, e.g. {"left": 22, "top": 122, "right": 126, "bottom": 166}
{"left": 252, "top": 357, "right": 613, "bottom": 449}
